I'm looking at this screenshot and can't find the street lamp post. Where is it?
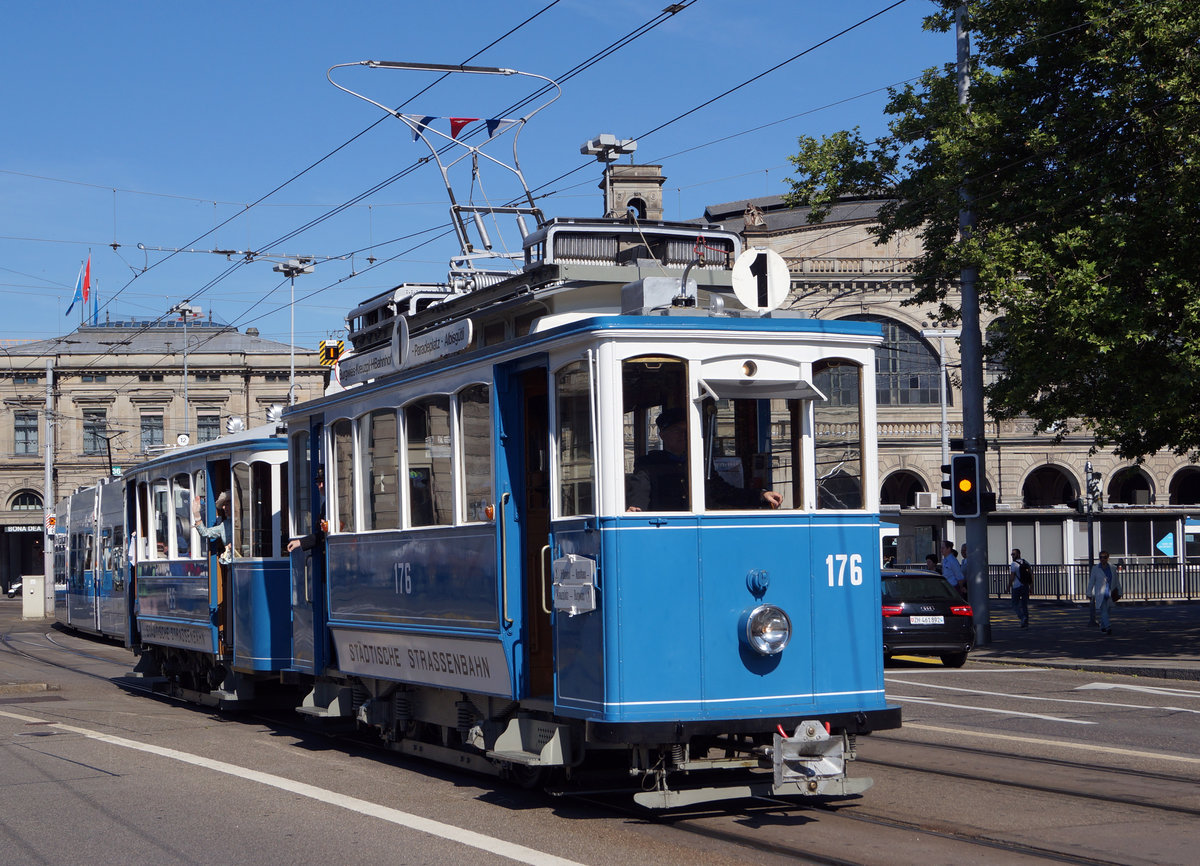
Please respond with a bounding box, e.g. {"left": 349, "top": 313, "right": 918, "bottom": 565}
{"left": 922, "top": 328, "right": 962, "bottom": 471}
{"left": 169, "top": 300, "right": 197, "bottom": 440}
{"left": 272, "top": 259, "right": 314, "bottom": 404}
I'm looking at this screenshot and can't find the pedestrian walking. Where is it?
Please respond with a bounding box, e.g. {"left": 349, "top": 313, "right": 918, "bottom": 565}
{"left": 1007, "top": 548, "right": 1032, "bottom": 628}
{"left": 941, "top": 540, "right": 966, "bottom": 597}
{"left": 1087, "top": 550, "right": 1123, "bottom": 635}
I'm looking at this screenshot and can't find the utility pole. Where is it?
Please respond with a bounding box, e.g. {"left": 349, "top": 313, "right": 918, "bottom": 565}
{"left": 956, "top": 6, "right": 991, "bottom": 645}
{"left": 42, "top": 359, "right": 54, "bottom": 617}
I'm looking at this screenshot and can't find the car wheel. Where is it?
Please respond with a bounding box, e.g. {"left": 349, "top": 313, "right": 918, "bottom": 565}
{"left": 940, "top": 652, "right": 967, "bottom": 668}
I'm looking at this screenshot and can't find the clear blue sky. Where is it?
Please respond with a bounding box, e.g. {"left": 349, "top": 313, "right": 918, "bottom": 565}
{"left": 1, "top": 0, "right": 951, "bottom": 349}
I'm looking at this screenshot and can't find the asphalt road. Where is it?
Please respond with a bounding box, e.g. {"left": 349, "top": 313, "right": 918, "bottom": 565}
{"left": 5, "top": 601, "right": 1200, "bottom": 865}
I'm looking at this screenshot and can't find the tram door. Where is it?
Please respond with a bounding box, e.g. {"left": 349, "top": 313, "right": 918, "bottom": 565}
{"left": 208, "top": 458, "right": 233, "bottom": 656}
{"left": 496, "top": 359, "right": 554, "bottom": 698}
{"left": 519, "top": 370, "right": 554, "bottom": 695}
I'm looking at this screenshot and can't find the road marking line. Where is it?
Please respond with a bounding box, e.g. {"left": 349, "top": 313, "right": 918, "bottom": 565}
{"left": 1077, "top": 683, "right": 1200, "bottom": 698}
{"left": 0, "top": 708, "right": 49, "bottom": 723}
{"left": 901, "top": 722, "right": 1200, "bottom": 765}
{"left": 889, "top": 694, "right": 1096, "bottom": 724}
{"left": 42, "top": 720, "right": 584, "bottom": 866}
{"left": 888, "top": 679, "right": 1200, "bottom": 715}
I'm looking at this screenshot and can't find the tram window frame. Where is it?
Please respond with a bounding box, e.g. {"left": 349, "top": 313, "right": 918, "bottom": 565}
{"left": 364, "top": 409, "right": 400, "bottom": 531}
{"left": 813, "top": 358, "right": 866, "bottom": 511}
{"left": 278, "top": 462, "right": 289, "bottom": 558}
{"left": 135, "top": 481, "right": 150, "bottom": 565}
{"left": 249, "top": 461, "right": 274, "bottom": 557}
{"left": 233, "top": 462, "right": 251, "bottom": 557}
{"left": 458, "top": 383, "right": 493, "bottom": 523}
{"left": 331, "top": 418, "right": 356, "bottom": 534}
{"left": 171, "top": 473, "right": 196, "bottom": 559}
{"left": 555, "top": 360, "right": 596, "bottom": 517}
{"left": 291, "top": 431, "right": 312, "bottom": 538}
{"left": 150, "top": 480, "right": 170, "bottom": 559}
{"left": 621, "top": 356, "right": 690, "bottom": 513}
{"left": 404, "top": 395, "right": 453, "bottom": 528}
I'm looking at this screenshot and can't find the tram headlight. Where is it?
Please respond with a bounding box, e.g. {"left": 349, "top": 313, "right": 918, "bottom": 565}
{"left": 739, "top": 604, "right": 792, "bottom": 655}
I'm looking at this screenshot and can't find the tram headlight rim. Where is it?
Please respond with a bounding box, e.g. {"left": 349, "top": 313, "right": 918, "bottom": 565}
{"left": 739, "top": 603, "right": 792, "bottom": 656}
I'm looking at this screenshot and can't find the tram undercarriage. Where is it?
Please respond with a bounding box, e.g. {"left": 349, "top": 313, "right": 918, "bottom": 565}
{"left": 298, "top": 674, "right": 879, "bottom": 808}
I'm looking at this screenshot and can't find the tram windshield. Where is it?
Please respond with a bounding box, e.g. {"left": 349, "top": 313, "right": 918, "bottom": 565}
{"left": 621, "top": 356, "right": 825, "bottom": 513}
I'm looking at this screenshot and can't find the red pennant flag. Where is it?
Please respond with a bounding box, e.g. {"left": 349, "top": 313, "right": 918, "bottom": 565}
{"left": 82, "top": 255, "right": 91, "bottom": 303}
{"left": 449, "top": 117, "right": 478, "bottom": 139}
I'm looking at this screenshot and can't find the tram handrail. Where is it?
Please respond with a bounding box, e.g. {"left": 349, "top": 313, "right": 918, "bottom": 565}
{"left": 500, "top": 492, "right": 512, "bottom": 628}
{"left": 540, "top": 544, "right": 553, "bottom": 615}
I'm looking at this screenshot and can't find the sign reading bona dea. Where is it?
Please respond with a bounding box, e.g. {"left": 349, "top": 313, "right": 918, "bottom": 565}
{"left": 339, "top": 319, "right": 473, "bottom": 388}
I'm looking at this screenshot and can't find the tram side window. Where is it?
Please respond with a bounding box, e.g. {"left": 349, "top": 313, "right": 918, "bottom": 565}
{"left": 233, "top": 463, "right": 251, "bottom": 556}
{"left": 292, "top": 431, "right": 312, "bottom": 538}
{"left": 460, "top": 384, "right": 492, "bottom": 522}
{"left": 172, "top": 473, "right": 194, "bottom": 558}
{"left": 406, "top": 396, "right": 452, "bottom": 527}
{"left": 332, "top": 419, "right": 356, "bottom": 533}
{"left": 151, "top": 481, "right": 170, "bottom": 558}
{"left": 278, "top": 466, "right": 289, "bottom": 559}
{"left": 813, "top": 359, "right": 865, "bottom": 510}
{"left": 556, "top": 361, "right": 595, "bottom": 516}
{"left": 83, "top": 533, "right": 94, "bottom": 573}
{"left": 136, "top": 482, "right": 150, "bottom": 564}
{"left": 622, "top": 357, "right": 689, "bottom": 512}
{"left": 366, "top": 410, "right": 400, "bottom": 530}
{"left": 250, "top": 461, "right": 274, "bottom": 557}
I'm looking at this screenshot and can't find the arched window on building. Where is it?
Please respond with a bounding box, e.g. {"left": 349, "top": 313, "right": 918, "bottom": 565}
{"left": 881, "top": 470, "right": 927, "bottom": 507}
{"left": 1169, "top": 467, "right": 1200, "bottom": 505}
{"left": 10, "top": 490, "right": 42, "bottom": 511}
{"left": 984, "top": 318, "right": 1008, "bottom": 386}
{"left": 845, "top": 315, "right": 943, "bottom": 406}
{"left": 1109, "top": 467, "right": 1154, "bottom": 505}
{"left": 1022, "top": 465, "right": 1078, "bottom": 508}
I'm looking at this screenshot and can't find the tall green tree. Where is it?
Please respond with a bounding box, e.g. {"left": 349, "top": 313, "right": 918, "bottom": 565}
{"left": 785, "top": 0, "right": 1200, "bottom": 459}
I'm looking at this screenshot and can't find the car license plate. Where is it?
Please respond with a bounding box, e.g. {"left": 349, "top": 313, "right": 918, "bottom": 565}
{"left": 909, "top": 615, "right": 944, "bottom": 625}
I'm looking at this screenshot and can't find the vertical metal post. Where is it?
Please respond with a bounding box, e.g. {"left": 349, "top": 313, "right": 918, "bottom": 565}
{"left": 42, "top": 359, "right": 54, "bottom": 616}
{"left": 182, "top": 311, "right": 189, "bottom": 438}
{"left": 956, "top": 6, "right": 991, "bottom": 645}
{"left": 1086, "top": 459, "right": 1097, "bottom": 625}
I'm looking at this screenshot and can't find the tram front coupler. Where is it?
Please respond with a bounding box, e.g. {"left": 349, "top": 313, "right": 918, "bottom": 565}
{"left": 769, "top": 721, "right": 854, "bottom": 790}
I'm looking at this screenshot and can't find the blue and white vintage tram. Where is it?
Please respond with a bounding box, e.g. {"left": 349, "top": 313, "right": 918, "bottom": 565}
{"left": 53, "top": 478, "right": 127, "bottom": 639}
{"left": 281, "top": 59, "right": 900, "bottom": 807}
{"left": 123, "top": 424, "right": 291, "bottom": 703}
{"left": 287, "top": 224, "right": 898, "bottom": 805}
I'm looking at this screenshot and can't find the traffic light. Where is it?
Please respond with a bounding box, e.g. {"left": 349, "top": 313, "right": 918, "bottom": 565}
{"left": 941, "top": 453, "right": 981, "bottom": 518}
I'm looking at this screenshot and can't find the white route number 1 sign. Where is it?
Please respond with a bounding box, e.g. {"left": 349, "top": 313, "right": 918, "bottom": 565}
{"left": 731, "top": 247, "right": 790, "bottom": 313}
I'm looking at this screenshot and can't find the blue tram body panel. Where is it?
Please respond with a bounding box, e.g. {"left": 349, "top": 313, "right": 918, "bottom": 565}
{"left": 553, "top": 516, "right": 887, "bottom": 724}
{"left": 327, "top": 529, "right": 497, "bottom": 629}
{"left": 231, "top": 560, "right": 292, "bottom": 672}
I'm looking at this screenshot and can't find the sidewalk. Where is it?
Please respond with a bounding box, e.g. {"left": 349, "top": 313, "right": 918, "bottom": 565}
{"left": 970, "top": 599, "right": 1200, "bottom": 681}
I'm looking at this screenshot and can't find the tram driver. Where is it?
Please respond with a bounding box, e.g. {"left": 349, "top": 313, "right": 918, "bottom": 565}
{"left": 626, "top": 408, "right": 782, "bottom": 512}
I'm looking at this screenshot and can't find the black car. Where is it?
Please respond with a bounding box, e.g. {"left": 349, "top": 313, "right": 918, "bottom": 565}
{"left": 882, "top": 569, "right": 975, "bottom": 667}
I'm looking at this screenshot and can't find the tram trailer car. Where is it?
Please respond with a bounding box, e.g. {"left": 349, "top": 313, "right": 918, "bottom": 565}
{"left": 54, "top": 479, "right": 128, "bottom": 640}
{"left": 286, "top": 217, "right": 900, "bottom": 808}
{"left": 120, "top": 426, "right": 292, "bottom": 703}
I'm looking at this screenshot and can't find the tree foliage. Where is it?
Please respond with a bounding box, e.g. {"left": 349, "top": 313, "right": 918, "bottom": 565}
{"left": 784, "top": 0, "right": 1200, "bottom": 458}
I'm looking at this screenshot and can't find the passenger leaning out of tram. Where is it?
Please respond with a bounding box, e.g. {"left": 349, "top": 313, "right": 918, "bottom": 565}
{"left": 626, "top": 408, "right": 782, "bottom": 512}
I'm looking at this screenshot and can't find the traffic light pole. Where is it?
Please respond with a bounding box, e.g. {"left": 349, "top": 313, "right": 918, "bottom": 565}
{"left": 957, "top": 7, "right": 991, "bottom": 646}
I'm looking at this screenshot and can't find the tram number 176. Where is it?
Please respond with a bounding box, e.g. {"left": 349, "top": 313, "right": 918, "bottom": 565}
{"left": 826, "top": 554, "right": 864, "bottom": 587}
